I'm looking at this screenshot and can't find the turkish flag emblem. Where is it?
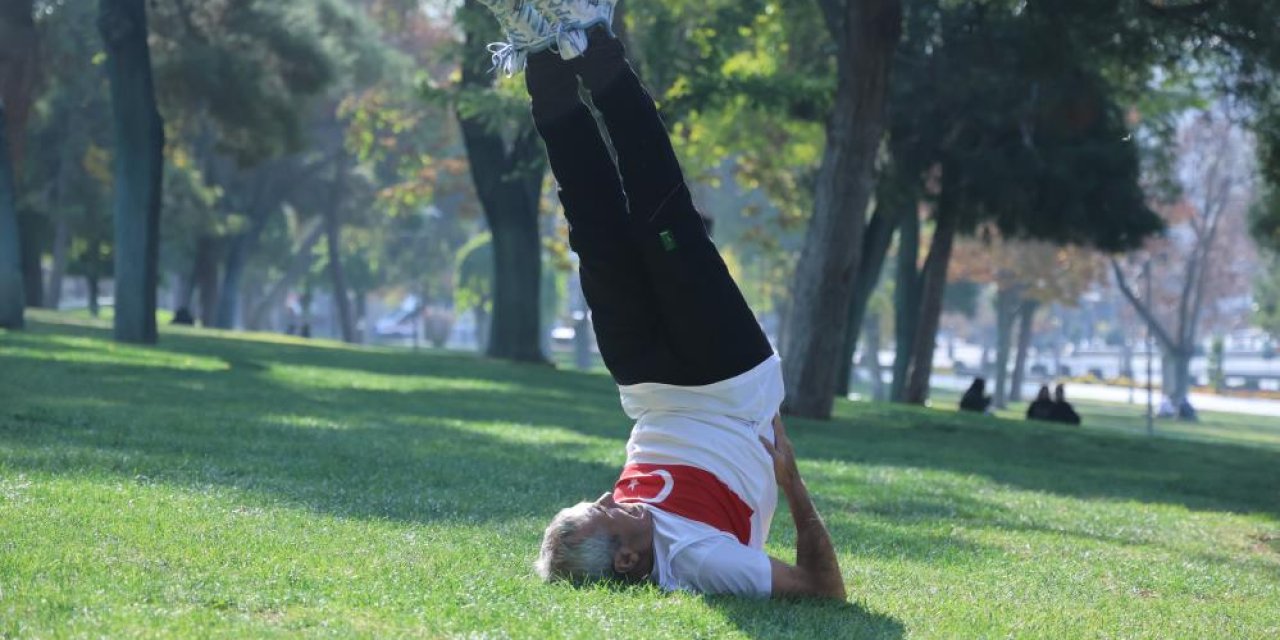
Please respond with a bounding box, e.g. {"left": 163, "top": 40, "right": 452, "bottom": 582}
{"left": 614, "top": 463, "right": 754, "bottom": 544}
{"left": 617, "top": 468, "right": 675, "bottom": 504}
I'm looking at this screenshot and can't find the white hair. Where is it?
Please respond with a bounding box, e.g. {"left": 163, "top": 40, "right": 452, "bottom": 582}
{"left": 534, "top": 502, "right": 618, "bottom": 583}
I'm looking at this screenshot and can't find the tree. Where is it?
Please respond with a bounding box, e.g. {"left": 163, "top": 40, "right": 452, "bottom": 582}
{"left": 1112, "top": 112, "right": 1259, "bottom": 416}
{"left": 323, "top": 154, "right": 357, "bottom": 342}
{"left": 1254, "top": 253, "right": 1280, "bottom": 341}
{"left": 884, "top": 0, "right": 1162, "bottom": 405}
{"left": 26, "top": 1, "right": 132, "bottom": 317}
{"left": 0, "top": 105, "right": 23, "bottom": 329}
{"left": 453, "top": 0, "right": 547, "bottom": 363}
{"left": 145, "top": 0, "right": 359, "bottom": 330}
{"left": 836, "top": 161, "right": 913, "bottom": 397}
{"left": 780, "top": 0, "right": 902, "bottom": 419}
{"left": 0, "top": 0, "right": 37, "bottom": 326}
{"left": 1251, "top": 182, "right": 1280, "bottom": 342}
{"left": 99, "top": 0, "right": 165, "bottom": 344}
{"left": 2, "top": 0, "right": 40, "bottom": 308}
{"left": 951, "top": 235, "right": 1101, "bottom": 406}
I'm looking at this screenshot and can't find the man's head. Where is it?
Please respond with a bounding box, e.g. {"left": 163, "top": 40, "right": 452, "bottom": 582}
{"left": 1037, "top": 385, "right": 1051, "bottom": 402}
{"left": 534, "top": 492, "right": 655, "bottom": 584}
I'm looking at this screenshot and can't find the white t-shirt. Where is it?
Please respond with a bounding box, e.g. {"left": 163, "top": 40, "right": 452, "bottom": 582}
{"left": 617, "top": 354, "right": 784, "bottom": 597}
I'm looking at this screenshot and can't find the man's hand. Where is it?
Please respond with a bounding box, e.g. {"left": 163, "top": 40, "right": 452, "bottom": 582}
{"left": 760, "top": 414, "right": 799, "bottom": 488}
{"left": 761, "top": 414, "right": 847, "bottom": 600}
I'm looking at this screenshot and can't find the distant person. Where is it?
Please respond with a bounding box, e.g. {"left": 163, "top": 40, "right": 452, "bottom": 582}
{"left": 172, "top": 307, "right": 195, "bottom": 326}
{"left": 1026, "top": 385, "right": 1056, "bottom": 422}
{"left": 960, "top": 377, "right": 993, "bottom": 413}
{"left": 1050, "top": 384, "right": 1081, "bottom": 425}
{"left": 1177, "top": 397, "right": 1199, "bottom": 422}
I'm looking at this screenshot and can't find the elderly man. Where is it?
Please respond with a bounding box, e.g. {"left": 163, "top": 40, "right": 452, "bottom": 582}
{"left": 473, "top": 0, "right": 846, "bottom": 599}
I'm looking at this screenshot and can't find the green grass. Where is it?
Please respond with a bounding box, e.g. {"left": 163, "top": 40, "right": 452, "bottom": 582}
{"left": 2, "top": 310, "right": 1278, "bottom": 638}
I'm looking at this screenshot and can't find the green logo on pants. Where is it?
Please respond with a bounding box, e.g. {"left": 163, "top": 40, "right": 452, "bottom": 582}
{"left": 659, "top": 230, "right": 677, "bottom": 252}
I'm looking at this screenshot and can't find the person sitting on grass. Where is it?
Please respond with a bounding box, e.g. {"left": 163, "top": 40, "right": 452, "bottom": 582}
{"left": 473, "top": 0, "right": 845, "bottom": 599}
{"left": 1050, "top": 384, "right": 1082, "bottom": 426}
{"left": 959, "top": 377, "right": 993, "bottom": 414}
{"left": 1026, "top": 385, "right": 1056, "bottom": 422}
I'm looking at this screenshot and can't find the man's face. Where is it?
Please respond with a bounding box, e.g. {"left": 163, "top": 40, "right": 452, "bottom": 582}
{"left": 569, "top": 492, "right": 656, "bottom": 580}
{"left": 579, "top": 492, "right": 653, "bottom": 544}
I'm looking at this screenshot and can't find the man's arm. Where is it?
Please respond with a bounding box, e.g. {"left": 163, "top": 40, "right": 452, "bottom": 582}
{"left": 760, "top": 416, "right": 847, "bottom": 600}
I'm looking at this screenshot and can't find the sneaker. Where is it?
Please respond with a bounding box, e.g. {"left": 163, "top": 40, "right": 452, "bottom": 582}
{"left": 477, "top": 0, "right": 556, "bottom": 76}
{"left": 529, "top": 0, "right": 618, "bottom": 60}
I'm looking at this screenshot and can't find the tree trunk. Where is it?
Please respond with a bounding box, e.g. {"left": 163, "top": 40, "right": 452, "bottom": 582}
{"left": 862, "top": 312, "right": 886, "bottom": 401}
{"left": 87, "top": 269, "right": 101, "bottom": 317}
{"left": 836, "top": 195, "right": 902, "bottom": 396}
{"left": 782, "top": 0, "right": 902, "bottom": 419}
{"left": 18, "top": 211, "right": 43, "bottom": 308}
{"left": 0, "top": 0, "right": 36, "bottom": 166}
{"left": 458, "top": 7, "right": 548, "bottom": 364}
{"left": 246, "top": 218, "right": 324, "bottom": 331}
{"left": 892, "top": 207, "right": 920, "bottom": 402}
{"left": 86, "top": 216, "right": 103, "bottom": 318}
{"left": 575, "top": 313, "right": 593, "bottom": 370}
{"left": 992, "top": 287, "right": 1018, "bottom": 409}
{"left": 325, "top": 167, "right": 355, "bottom": 345}
{"left": 1163, "top": 346, "right": 1194, "bottom": 418}
{"left": 474, "top": 306, "right": 490, "bottom": 353}
{"left": 0, "top": 105, "right": 23, "bottom": 329}
{"left": 99, "top": 0, "right": 164, "bottom": 344}
{"left": 354, "top": 289, "right": 367, "bottom": 344}
{"left": 46, "top": 217, "right": 68, "bottom": 309}
{"left": 1009, "top": 298, "right": 1039, "bottom": 402}
{"left": 903, "top": 197, "right": 959, "bottom": 405}
{"left": 214, "top": 203, "right": 275, "bottom": 331}
{"left": 45, "top": 119, "right": 80, "bottom": 311}
{"left": 186, "top": 234, "right": 219, "bottom": 326}
{"left": 214, "top": 233, "right": 251, "bottom": 330}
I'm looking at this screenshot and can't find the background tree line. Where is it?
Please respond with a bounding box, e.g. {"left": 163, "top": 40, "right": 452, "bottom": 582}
{"left": 1, "top": 0, "right": 1277, "bottom": 421}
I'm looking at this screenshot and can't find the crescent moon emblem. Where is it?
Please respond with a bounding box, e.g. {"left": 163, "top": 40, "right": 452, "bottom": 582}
{"left": 634, "top": 469, "right": 674, "bottom": 504}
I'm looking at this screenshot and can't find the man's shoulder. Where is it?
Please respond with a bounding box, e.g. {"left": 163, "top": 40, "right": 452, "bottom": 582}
{"left": 651, "top": 511, "right": 771, "bottom": 597}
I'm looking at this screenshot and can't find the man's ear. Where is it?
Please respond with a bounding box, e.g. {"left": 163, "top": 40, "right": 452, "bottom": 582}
{"left": 613, "top": 547, "right": 639, "bottom": 574}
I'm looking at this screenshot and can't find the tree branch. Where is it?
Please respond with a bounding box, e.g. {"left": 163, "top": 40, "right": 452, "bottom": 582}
{"left": 1185, "top": 191, "right": 1228, "bottom": 345}
{"left": 1110, "top": 258, "right": 1178, "bottom": 350}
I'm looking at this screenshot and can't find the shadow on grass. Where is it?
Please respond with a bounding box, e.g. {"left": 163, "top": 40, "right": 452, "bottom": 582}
{"left": 573, "top": 580, "right": 905, "bottom": 639}
{"left": 0, "top": 345, "right": 628, "bottom": 526}
{"left": 705, "top": 596, "right": 904, "bottom": 639}
{"left": 806, "top": 402, "right": 1280, "bottom": 521}
{"left": 5, "top": 316, "right": 1279, "bottom": 533}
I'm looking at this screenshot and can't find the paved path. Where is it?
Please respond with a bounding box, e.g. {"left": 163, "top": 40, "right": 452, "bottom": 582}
{"left": 931, "top": 374, "right": 1280, "bottom": 419}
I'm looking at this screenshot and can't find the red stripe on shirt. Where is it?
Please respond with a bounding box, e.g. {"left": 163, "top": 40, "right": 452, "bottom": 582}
{"left": 613, "top": 463, "right": 754, "bottom": 545}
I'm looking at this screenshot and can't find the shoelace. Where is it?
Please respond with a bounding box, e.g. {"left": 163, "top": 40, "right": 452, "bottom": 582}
{"left": 486, "top": 41, "right": 518, "bottom": 76}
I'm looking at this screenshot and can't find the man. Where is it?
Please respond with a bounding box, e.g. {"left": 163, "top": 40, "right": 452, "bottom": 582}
{"left": 473, "top": 0, "right": 846, "bottom": 599}
{"left": 1026, "top": 385, "right": 1055, "bottom": 422}
{"left": 1050, "top": 384, "right": 1082, "bottom": 426}
{"left": 959, "top": 377, "right": 993, "bottom": 414}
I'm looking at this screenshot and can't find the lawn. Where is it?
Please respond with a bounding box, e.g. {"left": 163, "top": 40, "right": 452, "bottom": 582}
{"left": 2, "top": 310, "right": 1278, "bottom": 638}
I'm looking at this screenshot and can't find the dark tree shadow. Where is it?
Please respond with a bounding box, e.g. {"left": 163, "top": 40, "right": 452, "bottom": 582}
{"left": 0, "top": 342, "right": 627, "bottom": 526}
{"left": 799, "top": 402, "right": 1280, "bottom": 521}
{"left": 704, "top": 596, "right": 904, "bottom": 640}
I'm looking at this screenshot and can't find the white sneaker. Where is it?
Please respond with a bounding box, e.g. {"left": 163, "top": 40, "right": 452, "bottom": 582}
{"left": 529, "top": 0, "right": 618, "bottom": 60}
{"left": 477, "top": 0, "right": 556, "bottom": 76}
